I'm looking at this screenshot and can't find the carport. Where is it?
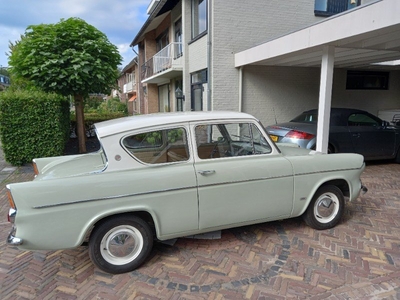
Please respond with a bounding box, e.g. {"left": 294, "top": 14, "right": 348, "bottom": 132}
{"left": 235, "top": 0, "right": 400, "bottom": 153}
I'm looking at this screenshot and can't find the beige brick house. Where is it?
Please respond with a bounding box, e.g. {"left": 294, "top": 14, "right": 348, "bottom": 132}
{"left": 129, "top": 0, "right": 400, "bottom": 151}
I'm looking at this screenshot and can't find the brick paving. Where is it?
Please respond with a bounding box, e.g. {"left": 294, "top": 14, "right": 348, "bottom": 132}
{"left": 0, "top": 159, "right": 399, "bottom": 299}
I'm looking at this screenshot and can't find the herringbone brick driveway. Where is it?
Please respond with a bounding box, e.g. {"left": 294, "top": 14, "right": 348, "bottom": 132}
{"left": 0, "top": 162, "right": 399, "bottom": 299}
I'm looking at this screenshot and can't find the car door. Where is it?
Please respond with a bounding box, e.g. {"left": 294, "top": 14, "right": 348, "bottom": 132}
{"left": 192, "top": 121, "right": 294, "bottom": 231}
{"left": 121, "top": 126, "right": 199, "bottom": 236}
{"left": 347, "top": 112, "right": 396, "bottom": 159}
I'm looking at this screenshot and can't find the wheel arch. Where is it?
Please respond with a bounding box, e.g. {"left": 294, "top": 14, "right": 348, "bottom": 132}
{"left": 294, "top": 177, "right": 350, "bottom": 218}
{"left": 319, "top": 179, "right": 350, "bottom": 198}
{"left": 83, "top": 210, "right": 157, "bottom": 245}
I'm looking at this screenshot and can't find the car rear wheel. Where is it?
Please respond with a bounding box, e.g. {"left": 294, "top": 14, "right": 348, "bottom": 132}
{"left": 303, "top": 185, "right": 344, "bottom": 230}
{"left": 89, "top": 216, "right": 153, "bottom": 274}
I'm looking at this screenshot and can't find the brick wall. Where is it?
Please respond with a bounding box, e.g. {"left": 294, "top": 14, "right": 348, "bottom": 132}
{"left": 211, "top": 0, "right": 323, "bottom": 113}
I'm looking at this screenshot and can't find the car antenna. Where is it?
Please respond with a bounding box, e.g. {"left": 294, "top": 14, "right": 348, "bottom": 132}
{"left": 272, "top": 107, "right": 278, "bottom": 124}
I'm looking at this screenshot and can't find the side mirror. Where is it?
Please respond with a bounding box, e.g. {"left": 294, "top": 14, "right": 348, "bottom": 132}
{"left": 382, "top": 120, "right": 390, "bottom": 127}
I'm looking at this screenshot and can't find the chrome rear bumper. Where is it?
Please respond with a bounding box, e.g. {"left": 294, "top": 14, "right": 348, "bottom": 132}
{"left": 7, "top": 226, "right": 23, "bottom": 246}
{"left": 7, "top": 208, "right": 23, "bottom": 246}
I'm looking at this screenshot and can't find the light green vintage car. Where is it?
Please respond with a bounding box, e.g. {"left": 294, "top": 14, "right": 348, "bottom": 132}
{"left": 7, "top": 111, "right": 366, "bottom": 274}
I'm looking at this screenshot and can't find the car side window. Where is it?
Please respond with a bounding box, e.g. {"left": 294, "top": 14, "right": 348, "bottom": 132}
{"left": 195, "top": 123, "right": 271, "bottom": 159}
{"left": 122, "top": 127, "right": 189, "bottom": 164}
{"left": 348, "top": 113, "right": 379, "bottom": 127}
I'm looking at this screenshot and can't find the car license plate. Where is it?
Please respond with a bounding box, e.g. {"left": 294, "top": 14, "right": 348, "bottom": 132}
{"left": 270, "top": 135, "right": 278, "bottom": 142}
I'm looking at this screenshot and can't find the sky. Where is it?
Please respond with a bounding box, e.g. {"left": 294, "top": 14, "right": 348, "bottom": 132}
{"left": 0, "top": 0, "right": 151, "bottom": 69}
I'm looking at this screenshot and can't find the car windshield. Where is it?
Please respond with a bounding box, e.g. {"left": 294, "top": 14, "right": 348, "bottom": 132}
{"left": 291, "top": 112, "right": 318, "bottom": 123}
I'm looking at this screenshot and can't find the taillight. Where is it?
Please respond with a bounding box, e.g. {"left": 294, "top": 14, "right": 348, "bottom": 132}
{"left": 285, "top": 130, "right": 315, "bottom": 140}
{"left": 7, "top": 188, "right": 16, "bottom": 209}
{"left": 33, "top": 161, "right": 39, "bottom": 176}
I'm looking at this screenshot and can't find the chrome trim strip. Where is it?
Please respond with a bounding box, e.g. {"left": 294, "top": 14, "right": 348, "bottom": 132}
{"left": 33, "top": 167, "right": 361, "bottom": 209}
{"left": 33, "top": 174, "right": 291, "bottom": 209}
{"left": 294, "top": 167, "right": 361, "bottom": 176}
{"left": 33, "top": 185, "right": 199, "bottom": 209}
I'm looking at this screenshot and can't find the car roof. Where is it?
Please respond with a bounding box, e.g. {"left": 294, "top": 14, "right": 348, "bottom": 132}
{"left": 95, "top": 111, "right": 256, "bottom": 138}
{"left": 303, "top": 108, "right": 369, "bottom": 115}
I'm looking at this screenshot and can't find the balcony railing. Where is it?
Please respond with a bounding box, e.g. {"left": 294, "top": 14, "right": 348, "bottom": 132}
{"left": 0, "top": 74, "right": 10, "bottom": 86}
{"left": 123, "top": 80, "right": 136, "bottom": 93}
{"left": 141, "top": 42, "right": 183, "bottom": 81}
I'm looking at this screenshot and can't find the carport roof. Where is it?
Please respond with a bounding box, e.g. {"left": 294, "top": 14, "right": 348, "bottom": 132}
{"left": 235, "top": 0, "right": 400, "bottom": 70}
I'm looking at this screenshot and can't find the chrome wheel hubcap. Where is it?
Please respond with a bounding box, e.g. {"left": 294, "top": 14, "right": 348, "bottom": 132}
{"left": 100, "top": 225, "right": 143, "bottom": 265}
{"left": 314, "top": 192, "right": 339, "bottom": 224}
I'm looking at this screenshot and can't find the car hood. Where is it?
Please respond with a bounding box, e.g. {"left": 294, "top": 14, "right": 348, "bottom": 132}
{"left": 34, "top": 151, "right": 107, "bottom": 180}
{"left": 267, "top": 122, "right": 317, "bottom": 135}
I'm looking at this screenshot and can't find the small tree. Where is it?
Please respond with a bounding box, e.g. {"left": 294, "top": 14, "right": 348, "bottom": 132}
{"left": 8, "top": 18, "right": 122, "bottom": 153}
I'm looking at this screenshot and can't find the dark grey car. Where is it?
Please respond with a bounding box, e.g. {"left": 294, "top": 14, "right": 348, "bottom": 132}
{"left": 266, "top": 108, "right": 400, "bottom": 162}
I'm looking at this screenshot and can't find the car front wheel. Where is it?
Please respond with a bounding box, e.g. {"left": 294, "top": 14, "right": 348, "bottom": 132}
{"left": 303, "top": 185, "right": 344, "bottom": 230}
{"left": 89, "top": 216, "right": 153, "bottom": 274}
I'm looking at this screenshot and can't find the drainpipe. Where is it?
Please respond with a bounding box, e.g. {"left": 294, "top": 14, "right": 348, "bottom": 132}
{"left": 207, "top": 0, "right": 212, "bottom": 111}
{"left": 131, "top": 47, "right": 141, "bottom": 114}
{"left": 238, "top": 66, "right": 243, "bottom": 112}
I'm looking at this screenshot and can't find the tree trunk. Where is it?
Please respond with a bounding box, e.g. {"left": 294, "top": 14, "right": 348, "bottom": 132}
{"left": 74, "top": 94, "right": 87, "bottom": 153}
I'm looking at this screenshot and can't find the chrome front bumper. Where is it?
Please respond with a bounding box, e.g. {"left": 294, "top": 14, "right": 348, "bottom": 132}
{"left": 361, "top": 184, "right": 368, "bottom": 195}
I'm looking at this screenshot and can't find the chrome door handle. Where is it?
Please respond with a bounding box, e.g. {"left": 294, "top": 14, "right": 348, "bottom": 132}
{"left": 198, "top": 170, "right": 216, "bottom": 176}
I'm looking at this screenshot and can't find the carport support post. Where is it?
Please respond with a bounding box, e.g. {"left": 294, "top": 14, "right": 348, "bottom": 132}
{"left": 316, "top": 45, "right": 335, "bottom": 154}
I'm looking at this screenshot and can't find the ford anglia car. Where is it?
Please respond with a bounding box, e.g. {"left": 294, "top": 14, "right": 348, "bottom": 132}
{"left": 7, "top": 111, "right": 366, "bottom": 274}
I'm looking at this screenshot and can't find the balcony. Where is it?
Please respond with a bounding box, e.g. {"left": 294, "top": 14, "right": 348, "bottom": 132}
{"left": 123, "top": 80, "right": 136, "bottom": 94}
{"left": 0, "top": 75, "right": 10, "bottom": 86}
{"left": 141, "top": 42, "right": 183, "bottom": 84}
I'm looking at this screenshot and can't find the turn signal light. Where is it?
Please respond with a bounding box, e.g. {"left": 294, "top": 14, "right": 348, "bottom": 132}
{"left": 33, "top": 162, "right": 39, "bottom": 176}
{"left": 285, "top": 130, "right": 315, "bottom": 140}
{"left": 6, "top": 188, "right": 16, "bottom": 209}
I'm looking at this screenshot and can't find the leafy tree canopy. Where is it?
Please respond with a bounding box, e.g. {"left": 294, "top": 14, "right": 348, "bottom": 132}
{"left": 8, "top": 17, "right": 122, "bottom": 97}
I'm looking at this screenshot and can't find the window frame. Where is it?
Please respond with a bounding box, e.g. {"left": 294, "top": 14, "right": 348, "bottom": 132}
{"left": 121, "top": 126, "right": 190, "bottom": 165}
{"left": 191, "top": 0, "right": 207, "bottom": 40}
{"left": 314, "top": 0, "right": 360, "bottom": 17}
{"left": 194, "top": 122, "right": 272, "bottom": 160}
{"left": 346, "top": 71, "right": 389, "bottom": 90}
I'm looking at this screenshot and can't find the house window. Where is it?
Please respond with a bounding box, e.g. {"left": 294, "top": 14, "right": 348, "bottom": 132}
{"left": 346, "top": 71, "right": 389, "bottom": 90}
{"left": 158, "top": 84, "right": 170, "bottom": 112}
{"left": 175, "top": 79, "right": 184, "bottom": 112}
{"left": 174, "top": 19, "right": 183, "bottom": 58}
{"left": 156, "top": 30, "right": 169, "bottom": 52}
{"left": 191, "top": 69, "right": 207, "bottom": 111}
{"left": 314, "top": 0, "right": 360, "bottom": 17}
{"left": 191, "top": 0, "right": 207, "bottom": 39}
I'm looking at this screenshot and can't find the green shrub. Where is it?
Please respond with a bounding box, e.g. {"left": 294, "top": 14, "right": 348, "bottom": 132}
{"left": 70, "top": 97, "right": 128, "bottom": 135}
{"left": 0, "top": 89, "right": 70, "bottom": 166}
{"left": 97, "top": 97, "right": 128, "bottom": 115}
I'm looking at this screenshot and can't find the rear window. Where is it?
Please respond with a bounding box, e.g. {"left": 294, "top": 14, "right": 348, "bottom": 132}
{"left": 122, "top": 127, "right": 189, "bottom": 164}
{"left": 291, "top": 113, "right": 318, "bottom": 123}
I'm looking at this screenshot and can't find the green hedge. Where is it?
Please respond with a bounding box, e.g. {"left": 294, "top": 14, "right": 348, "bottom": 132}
{"left": 70, "top": 111, "right": 128, "bottom": 123}
{"left": 0, "top": 90, "right": 70, "bottom": 166}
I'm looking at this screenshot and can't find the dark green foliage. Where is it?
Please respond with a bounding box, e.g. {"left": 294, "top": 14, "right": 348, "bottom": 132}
{"left": 0, "top": 90, "right": 70, "bottom": 166}
{"left": 71, "top": 97, "right": 128, "bottom": 126}
{"left": 8, "top": 18, "right": 122, "bottom": 98}
{"left": 7, "top": 17, "right": 122, "bottom": 154}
